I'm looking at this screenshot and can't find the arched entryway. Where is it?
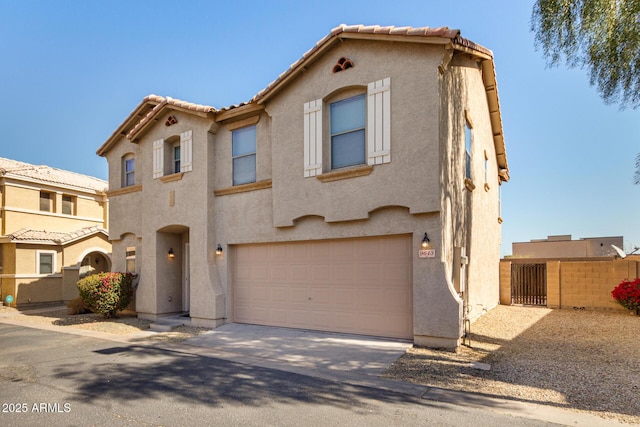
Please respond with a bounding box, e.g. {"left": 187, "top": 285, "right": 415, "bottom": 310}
{"left": 157, "top": 225, "right": 190, "bottom": 314}
{"left": 79, "top": 250, "right": 111, "bottom": 278}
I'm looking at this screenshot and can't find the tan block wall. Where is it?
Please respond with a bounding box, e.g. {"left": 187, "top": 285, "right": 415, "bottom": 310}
{"left": 499, "top": 260, "right": 511, "bottom": 305}
{"left": 500, "top": 258, "right": 639, "bottom": 311}
{"left": 546, "top": 261, "right": 561, "bottom": 308}
{"left": 558, "top": 260, "right": 636, "bottom": 311}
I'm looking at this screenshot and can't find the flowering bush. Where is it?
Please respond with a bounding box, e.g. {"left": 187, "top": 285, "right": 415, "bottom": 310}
{"left": 77, "top": 272, "right": 135, "bottom": 318}
{"left": 611, "top": 278, "right": 640, "bottom": 312}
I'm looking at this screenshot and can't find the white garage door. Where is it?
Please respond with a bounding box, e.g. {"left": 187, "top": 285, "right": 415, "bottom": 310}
{"left": 232, "top": 235, "right": 413, "bottom": 339}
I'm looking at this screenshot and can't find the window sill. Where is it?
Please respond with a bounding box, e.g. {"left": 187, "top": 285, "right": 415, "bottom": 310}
{"left": 107, "top": 185, "right": 142, "bottom": 197}
{"left": 214, "top": 179, "right": 272, "bottom": 196}
{"left": 160, "top": 173, "right": 184, "bottom": 183}
{"left": 464, "top": 178, "right": 476, "bottom": 192}
{"left": 316, "top": 165, "right": 373, "bottom": 183}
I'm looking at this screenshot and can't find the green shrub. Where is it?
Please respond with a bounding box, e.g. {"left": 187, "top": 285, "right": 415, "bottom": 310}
{"left": 77, "top": 272, "right": 135, "bottom": 318}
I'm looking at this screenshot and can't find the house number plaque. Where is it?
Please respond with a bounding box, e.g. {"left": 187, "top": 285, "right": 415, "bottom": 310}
{"left": 419, "top": 249, "right": 436, "bottom": 258}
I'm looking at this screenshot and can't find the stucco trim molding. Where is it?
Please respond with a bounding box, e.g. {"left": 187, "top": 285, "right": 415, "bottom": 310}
{"left": 159, "top": 173, "right": 184, "bottom": 183}
{"left": 316, "top": 165, "right": 373, "bottom": 182}
{"left": 214, "top": 179, "right": 272, "bottom": 196}
{"left": 107, "top": 185, "right": 143, "bottom": 197}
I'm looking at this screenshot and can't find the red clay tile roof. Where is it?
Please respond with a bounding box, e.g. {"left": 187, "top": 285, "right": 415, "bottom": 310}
{"left": 251, "top": 24, "right": 492, "bottom": 104}
{"left": 97, "top": 24, "right": 508, "bottom": 179}
{"left": 0, "top": 157, "right": 107, "bottom": 193}
{"left": 6, "top": 226, "right": 108, "bottom": 245}
{"left": 126, "top": 95, "right": 216, "bottom": 140}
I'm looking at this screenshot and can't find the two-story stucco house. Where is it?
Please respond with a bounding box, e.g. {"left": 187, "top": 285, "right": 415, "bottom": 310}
{"left": 97, "top": 24, "right": 509, "bottom": 348}
{"left": 0, "top": 157, "right": 111, "bottom": 308}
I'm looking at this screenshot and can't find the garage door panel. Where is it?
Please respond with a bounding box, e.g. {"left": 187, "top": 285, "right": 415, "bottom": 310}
{"left": 385, "top": 289, "right": 412, "bottom": 309}
{"left": 233, "top": 235, "right": 412, "bottom": 339}
{"left": 271, "top": 287, "right": 289, "bottom": 302}
{"left": 290, "top": 265, "right": 309, "bottom": 281}
{"left": 271, "top": 265, "right": 288, "bottom": 280}
{"left": 311, "top": 265, "right": 330, "bottom": 281}
{"left": 333, "top": 264, "right": 355, "bottom": 281}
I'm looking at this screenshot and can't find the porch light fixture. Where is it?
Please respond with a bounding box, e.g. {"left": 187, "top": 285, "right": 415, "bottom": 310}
{"left": 168, "top": 248, "right": 175, "bottom": 259}
{"left": 421, "top": 233, "right": 431, "bottom": 249}
{"left": 216, "top": 244, "right": 223, "bottom": 256}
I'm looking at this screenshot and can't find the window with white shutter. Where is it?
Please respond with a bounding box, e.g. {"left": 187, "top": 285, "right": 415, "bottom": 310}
{"left": 303, "top": 99, "right": 323, "bottom": 177}
{"left": 303, "top": 77, "right": 391, "bottom": 177}
{"left": 180, "top": 130, "right": 193, "bottom": 172}
{"left": 367, "top": 77, "right": 391, "bottom": 165}
{"left": 152, "top": 139, "right": 164, "bottom": 179}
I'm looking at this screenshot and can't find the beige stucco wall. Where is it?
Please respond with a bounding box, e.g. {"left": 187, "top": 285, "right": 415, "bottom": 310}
{"left": 438, "top": 53, "right": 502, "bottom": 331}
{"left": 2, "top": 182, "right": 106, "bottom": 235}
{"left": 1, "top": 235, "right": 111, "bottom": 307}
{"left": 102, "top": 38, "right": 505, "bottom": 348}
{"left": 264, "top": 40, "right": 442, "bottom": 227}
{"left": 105, "top": 112, "right": 224, "bottom": 323}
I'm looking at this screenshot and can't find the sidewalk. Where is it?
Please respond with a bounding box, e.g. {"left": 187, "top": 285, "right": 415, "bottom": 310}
{"left": 0, "top": 305, "right": 625, "bottom": 426}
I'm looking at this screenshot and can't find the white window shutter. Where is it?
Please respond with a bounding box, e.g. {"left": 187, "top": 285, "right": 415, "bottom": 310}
{"left": 180, "top": 130, "right": 193, "bottom": 172}
{"left": 152, "top": 139, "right": 164, "bottom": 178}
{"left": 303, "top": 99, "right": 323, "bottom": 177}
{"left": 367, "top": 77, "right": 391, "bottom": 165}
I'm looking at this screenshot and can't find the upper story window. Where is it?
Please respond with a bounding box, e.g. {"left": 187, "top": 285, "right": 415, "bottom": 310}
{"left": 330, "top": 94, "right": 366, "bottom": 169}
{"left": 153, "top": 130, "right": 193, "bottom": 179}
{"left": 303, "top": 77, "right": 391, "bottom": 178}
{"left": 465, "top": 125, "right": 472, "bottom": 179}
{"left": 232, "top": 125, "right": 256, "bottom": 185}
{"left": 61, "top": 195, "right": 75, "bottom": 215}
{"left": 464, "top": 113, "right": 473, "bottom": 181}
{"left": 39, "top": 191, "right": 53, "bottom": 212}
{"left": 173, "top": 145, "right": 181, "bottom": 174}
{"left": 123, "top": 154, "right": 135, "bottom": 187}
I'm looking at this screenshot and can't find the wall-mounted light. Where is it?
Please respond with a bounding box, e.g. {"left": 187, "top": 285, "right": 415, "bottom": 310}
{"left": 168, "top": 248, "right": 175, "bottom": 259}
{"left": 216, "top": 244, "right": 223, "bottom": 256}
{"left": 421, "top": 233, "right": 431, "bottom": 249}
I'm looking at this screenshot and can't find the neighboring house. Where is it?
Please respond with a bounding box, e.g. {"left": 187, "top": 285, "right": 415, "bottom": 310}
{"left": 0, "top": 157, "right": 110, "bottom": 308}
{"left": 511, "top": 235, "right": 623, "bottom": 259}
{"left": 97, "top": 24, "right": 509, "bottom": 348}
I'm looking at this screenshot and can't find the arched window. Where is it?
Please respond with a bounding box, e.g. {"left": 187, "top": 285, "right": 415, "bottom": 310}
{"left": 122, "top": 153, "right": 135, "bottom": 187}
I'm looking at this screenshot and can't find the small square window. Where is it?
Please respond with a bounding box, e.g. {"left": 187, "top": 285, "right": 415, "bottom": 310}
{"left": 330, "top": 94, "right": 366, "bottom": 169}
{"left": 232, "top": 125, "right": 256, "bottom": 185}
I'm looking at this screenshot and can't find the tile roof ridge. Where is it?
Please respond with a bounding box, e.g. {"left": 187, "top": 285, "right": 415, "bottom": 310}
{"left": 126, "top": 94, "right": 217, "bottom": 140}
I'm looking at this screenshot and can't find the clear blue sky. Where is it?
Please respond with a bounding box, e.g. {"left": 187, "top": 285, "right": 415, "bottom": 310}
{"left": 1, "top": 1, "right": 639, "bottom": 255}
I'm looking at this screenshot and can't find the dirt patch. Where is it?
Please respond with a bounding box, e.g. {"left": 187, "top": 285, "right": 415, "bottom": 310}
{"left": 383, "top": 305, "right": 640, "bottom": 425}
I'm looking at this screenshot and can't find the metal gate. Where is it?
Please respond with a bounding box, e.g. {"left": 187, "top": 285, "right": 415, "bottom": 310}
{"left": 511, "top": 263, "right": 547, "bottom": 306}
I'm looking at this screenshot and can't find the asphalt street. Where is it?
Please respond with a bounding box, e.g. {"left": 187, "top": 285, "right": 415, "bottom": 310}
{"left": 0, "top": 323, "right": 559, "bottom": 427}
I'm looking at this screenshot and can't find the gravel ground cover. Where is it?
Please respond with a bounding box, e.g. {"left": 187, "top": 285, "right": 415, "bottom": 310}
{"left": 383, "top": 305, "right": 640, "bottom": 425}
{"left": 0, "top": 307, "right": 210, "bottom": 342}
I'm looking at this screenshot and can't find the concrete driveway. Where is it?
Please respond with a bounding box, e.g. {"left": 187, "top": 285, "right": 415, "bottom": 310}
{"left": 183, "top": 323, "right": 412, "bottom": 378}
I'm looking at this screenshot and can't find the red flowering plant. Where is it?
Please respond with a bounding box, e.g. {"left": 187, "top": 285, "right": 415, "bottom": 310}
{"left": 77, "top": 272, "right": 135, "bottom": 318}
{"left": 611, "top": 278, "right": 640, "bottom": 313}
